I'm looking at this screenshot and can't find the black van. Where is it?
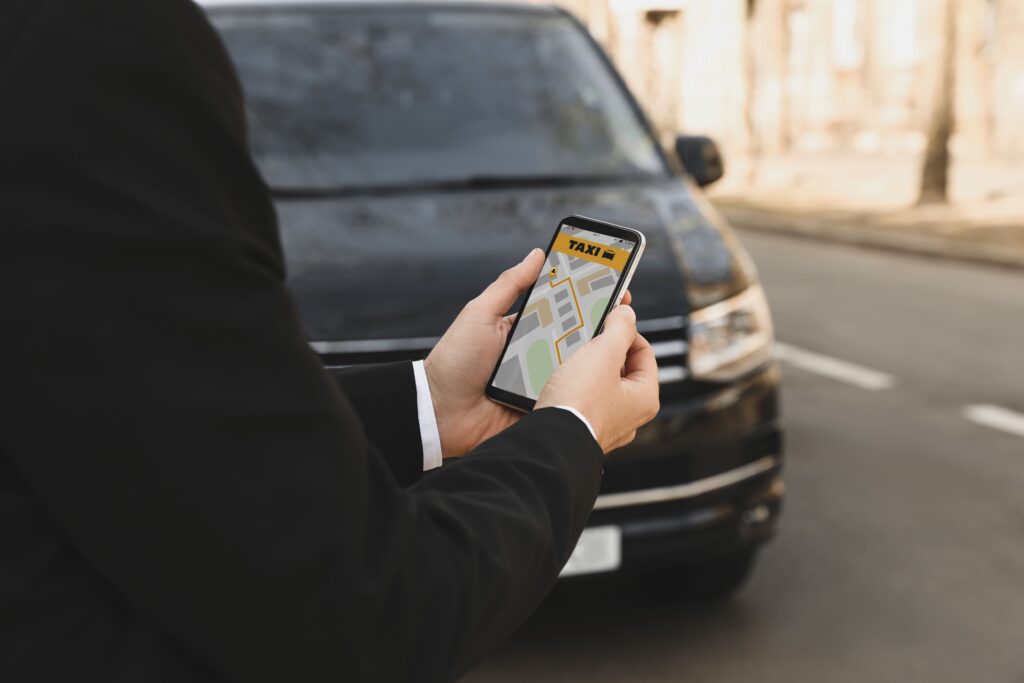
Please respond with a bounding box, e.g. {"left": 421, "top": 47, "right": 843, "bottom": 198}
{"left": 206, "top": 0, "right": 784, "bottom": 599}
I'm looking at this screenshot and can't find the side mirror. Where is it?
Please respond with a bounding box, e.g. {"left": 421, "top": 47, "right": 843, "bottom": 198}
{"left": 674, "top": 135, "right": 724, "bottom": 187}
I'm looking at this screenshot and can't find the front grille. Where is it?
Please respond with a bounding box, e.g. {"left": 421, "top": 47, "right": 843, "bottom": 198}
{"left": 313, "top": 337, "right": 435, "bottom": 367}
{"left": 637, "top": 315, "right": 689, "bottom": 384}
{"left": 312, "top": 315, "right": 690, "bottom": 385}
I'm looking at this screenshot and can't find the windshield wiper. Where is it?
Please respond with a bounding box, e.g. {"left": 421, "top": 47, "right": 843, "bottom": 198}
{"left": 270, "top": 173, "right": 657, "bottom": 199}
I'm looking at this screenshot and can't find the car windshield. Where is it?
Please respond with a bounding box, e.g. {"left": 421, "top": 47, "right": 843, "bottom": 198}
{"left": 209, "top": 6, "right": 667, "bottom": 192}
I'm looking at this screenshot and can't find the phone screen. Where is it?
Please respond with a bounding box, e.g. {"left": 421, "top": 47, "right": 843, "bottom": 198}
{"left": 491, "top": 223, "right": 638, "bottom": 402}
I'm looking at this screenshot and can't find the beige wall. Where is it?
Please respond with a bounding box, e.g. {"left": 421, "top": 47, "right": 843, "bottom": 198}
{"left": 557, "top": 0, "right": 1024, "bottom": 162}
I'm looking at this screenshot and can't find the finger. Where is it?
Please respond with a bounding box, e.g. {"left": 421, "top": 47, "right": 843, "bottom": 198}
{"left": 472, "top": 248, "right": 545, "bottom": 316}
{"left": 623, "top": 333, "right": 658, "bottom": 384}
{"left": 593, "top": 304, "right": 637, "bottom": 358}
{"left": 622, "top": 334, "right": 660, "bottom": 421}
{"left": 620, "top": 289, "right": 632, "bottom": 306}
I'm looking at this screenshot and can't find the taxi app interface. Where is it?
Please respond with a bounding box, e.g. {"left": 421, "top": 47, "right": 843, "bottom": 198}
{"left": 494, "top": 225, "right": 636, "bottom": 400}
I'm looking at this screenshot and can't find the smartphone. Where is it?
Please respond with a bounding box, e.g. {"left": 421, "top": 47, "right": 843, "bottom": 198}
{"left": 486, "top": 215, "right": 646, "bottom": 412}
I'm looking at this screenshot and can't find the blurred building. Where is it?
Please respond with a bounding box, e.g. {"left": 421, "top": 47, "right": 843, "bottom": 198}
{"left": 558, "top": 0, "right": 1024, "bottom": 164}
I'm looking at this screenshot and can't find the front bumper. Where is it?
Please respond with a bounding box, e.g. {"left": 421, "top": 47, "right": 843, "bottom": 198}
{"left": 564, "top": 361, "right": 784, "bottom": 577}
{"left": 590, "top": 457, "right": 783, "bottom": 573}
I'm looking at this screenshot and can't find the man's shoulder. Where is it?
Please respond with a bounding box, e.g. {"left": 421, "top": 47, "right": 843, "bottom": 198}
{"left": 1, "top": 0, "right": 244, "bottom": 152}
{"left": 2, "top": 0, "right": 210, "bottom": 30}
{"left": 2, "top": 0, "right": 226, "bottom": 77}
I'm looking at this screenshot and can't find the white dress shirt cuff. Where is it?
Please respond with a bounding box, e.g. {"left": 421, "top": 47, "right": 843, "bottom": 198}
{"left": 550, "top": 405, "right": 598, "bottom": 443}
{"left": 412, "top": 360, "right": 443, "bottom": 471}
{"left": 410, "top": 363, "right": 596, "bottom": 470}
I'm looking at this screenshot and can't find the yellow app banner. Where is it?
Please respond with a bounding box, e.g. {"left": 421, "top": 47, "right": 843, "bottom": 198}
{"left": 552, "top": 233, "right": 631, "bottom": 271}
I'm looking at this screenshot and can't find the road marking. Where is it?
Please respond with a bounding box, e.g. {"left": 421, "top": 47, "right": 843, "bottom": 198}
{"left": 775, "top": 342, "right": 895, "bottom": 391}
{"left": 963, "top": 404, "right": 1024, "bottom": 438}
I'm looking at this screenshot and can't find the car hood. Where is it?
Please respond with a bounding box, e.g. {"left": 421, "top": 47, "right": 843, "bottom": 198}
{"left": 277, "top": 178, "right": 752, "bottom": 341}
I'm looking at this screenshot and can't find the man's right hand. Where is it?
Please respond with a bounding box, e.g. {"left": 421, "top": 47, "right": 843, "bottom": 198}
{"left": 535, "top": 304, "right": 660, "bottom": 453}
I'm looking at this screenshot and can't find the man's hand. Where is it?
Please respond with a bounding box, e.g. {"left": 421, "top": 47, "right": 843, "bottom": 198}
{"left": 424, "top": 249, "right": 546, "bottom": 458}
{"left": 425, "top": 248, "right": 647, "bottom": 458}
{"left": 536, "top": 304, "right": 660, "bottom": 453}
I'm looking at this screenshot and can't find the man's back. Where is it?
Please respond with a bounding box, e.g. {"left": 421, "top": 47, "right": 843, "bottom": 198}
{"left": 0, "top": 1, "right": 660, "bottom": 680}
{"left": 1, "top": 1, "right": 320, "bottom": 679}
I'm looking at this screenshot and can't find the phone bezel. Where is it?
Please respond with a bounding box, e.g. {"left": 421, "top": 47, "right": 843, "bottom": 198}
{"left": 485, "top": 214, "right": 645, "bottom": 412}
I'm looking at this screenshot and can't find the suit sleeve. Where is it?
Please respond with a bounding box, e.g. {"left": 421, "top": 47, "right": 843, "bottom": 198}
{"left": 0, "top": 2, "right": 602, "bottom": 683}
{"left": 330, "top": 363, "right": 425, "bottom": 487}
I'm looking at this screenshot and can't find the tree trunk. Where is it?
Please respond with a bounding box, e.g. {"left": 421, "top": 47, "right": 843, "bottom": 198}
{"left": 917, "top": 0, "right": 957, "bottom": 205}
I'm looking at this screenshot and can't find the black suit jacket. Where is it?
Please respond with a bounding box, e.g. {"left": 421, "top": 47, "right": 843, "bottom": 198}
{"left": 0, "top": 1, "right": 603, "bottom": 681}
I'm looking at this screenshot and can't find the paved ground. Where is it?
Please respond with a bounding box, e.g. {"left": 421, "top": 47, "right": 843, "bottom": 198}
{"left": 710, "top": 153, "right": 1024, "bottom": 215}
{"left": 716, "top": 200, "right": 1024, "bottom": 270}
{"left": 710, "top": 153, "right": 1024, "bottom": 269}
{"left": 463, "top": 229, "right": 1024, "bottom": 683}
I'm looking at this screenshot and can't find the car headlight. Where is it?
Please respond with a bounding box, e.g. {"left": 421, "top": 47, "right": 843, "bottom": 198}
{"left": 687, "top": 284, "right": 775, "bottom": 382}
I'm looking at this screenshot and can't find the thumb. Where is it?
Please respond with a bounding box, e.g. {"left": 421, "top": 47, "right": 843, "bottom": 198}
{"left": 472, "top": 248, "right": 545, "bottom": 316}
{"left": 594, "top": 304, "right": 638, "bottom": 357}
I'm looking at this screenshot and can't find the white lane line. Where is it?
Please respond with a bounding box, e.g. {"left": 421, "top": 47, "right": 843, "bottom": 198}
{"left": 775, "top": 342, "right": 896, "bottom": 391}
{"left": 963, "top": 404, "right": 1024, "bottom": 438}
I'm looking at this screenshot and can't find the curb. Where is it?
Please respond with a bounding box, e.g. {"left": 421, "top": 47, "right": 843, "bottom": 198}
{"left": 716, "top": 204, "right": 1024, "bottom": 271}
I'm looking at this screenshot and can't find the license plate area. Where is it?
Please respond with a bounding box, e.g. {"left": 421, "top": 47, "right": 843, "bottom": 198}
{"left": 560, "top": 525, "right": 622, "bottom": 577}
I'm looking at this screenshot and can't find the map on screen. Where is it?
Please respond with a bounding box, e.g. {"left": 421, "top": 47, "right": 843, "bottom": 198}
{"left": 492, "top": 225, "right": 636, "bottom": 400}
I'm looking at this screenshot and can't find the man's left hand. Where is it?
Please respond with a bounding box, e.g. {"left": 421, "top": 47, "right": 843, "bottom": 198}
{"left": 423, "top": 249, "right": 545, "bottom": 458}
{"left": 425, "top": 248, "right": 633, "bottom": 458}
{"left": 423, "top": 248, "right": 630, "bottom": 456}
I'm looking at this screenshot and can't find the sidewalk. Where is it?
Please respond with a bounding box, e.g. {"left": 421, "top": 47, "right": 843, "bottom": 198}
{"left": 708, "top": 154, "right": 1024, "bottom": 269}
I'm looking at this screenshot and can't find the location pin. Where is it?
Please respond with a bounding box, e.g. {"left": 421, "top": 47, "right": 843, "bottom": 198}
{"left": 549, "top": 267, "right": 558, "bottom": 278}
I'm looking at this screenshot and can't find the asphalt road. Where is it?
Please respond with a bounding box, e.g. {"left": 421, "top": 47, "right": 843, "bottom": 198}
{"left": 463, "top": 231, "right": 1024, "bottom": 683}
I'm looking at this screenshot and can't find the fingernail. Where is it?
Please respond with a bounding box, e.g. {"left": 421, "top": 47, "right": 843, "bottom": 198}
{"left": 521, "top": 248, "right": 540, "bottom": 264}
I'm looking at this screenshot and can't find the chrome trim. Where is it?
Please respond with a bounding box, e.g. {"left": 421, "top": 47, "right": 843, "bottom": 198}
{"left": 651, "top": 339, "right": 687, "bottom": 357}
{"left": 310, "top": 317, "right": 687, "bottom": 356}
{"left": 636, "top": 315, "right": 687, "bottom": 333}
{"left": 325, "top": 361, "right": 688, "bottom": 383}
{"left": 592, "top": 455, "right": 780, "bottom": 511}
{"left": 311, "top": 337, "right": 439, "bottom": 354}
{"left": 656, "top": 366, "right": 687, "bottom": 383}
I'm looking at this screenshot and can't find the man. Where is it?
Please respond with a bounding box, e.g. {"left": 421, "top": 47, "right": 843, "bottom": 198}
{"left": 0, "top": 1, "right": 659, "bottom": 681}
